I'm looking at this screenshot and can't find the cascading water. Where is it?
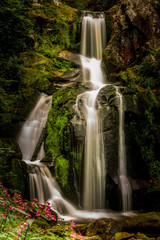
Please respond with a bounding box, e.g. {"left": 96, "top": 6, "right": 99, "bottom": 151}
{"left": 17, "top": 94, "right": 51, "bottom": 161}
{"left": 75, "top": 13, "right": 106, "bottom": 210}
{"left": 116, "top": 88, "right": 132, "bottom": 212}
{"left": 17, "top": 94, "right": 111, "bottom": 220}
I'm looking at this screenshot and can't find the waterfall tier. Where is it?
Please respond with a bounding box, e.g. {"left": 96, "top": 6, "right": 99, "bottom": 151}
{"left": 74, "top": 13, "right": 107, "bottom": 210}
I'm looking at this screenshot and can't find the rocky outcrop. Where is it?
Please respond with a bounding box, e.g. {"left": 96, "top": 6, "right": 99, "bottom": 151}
{"left": 87, "top": 218, "right": 115, "bottom": 240}
{"left": 121, "top": 212, "right": 160, "bottom": 236}
{"left": 103, "top": 0, "right": 160, "bottom": 73}
{"left": 0, "top": 138, "right": 29, "bottom": 197}
{"left": 103, "top": 0, "right": 160, "bottom": 211}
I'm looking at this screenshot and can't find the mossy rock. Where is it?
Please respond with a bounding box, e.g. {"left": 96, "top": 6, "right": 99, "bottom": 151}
{"left": 74, "top": 224, "right": 88, "bottom": 236}
{"left": 121, "top": 212, "right": 160, "bottom": 235}
{"left": 45, "top": 82, "right": 88, "bottom": 201}
{"left": 84, "top": 236, "right": 102, "bottom": 240}
{"left": 87, "top": 218, "right": 115, "bottom": 240}
{"left": 0, "top": 138, "right": 29, "bottom": 197}
{"left": 136, "top": 232, "right": 149, "bottom": 239}
{"left": 114, "top": 232, "right": 135, "bottom": 240}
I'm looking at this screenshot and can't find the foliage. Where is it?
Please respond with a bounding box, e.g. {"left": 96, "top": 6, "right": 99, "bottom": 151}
{"left": 0, "top": 184, "right": 82, "bottom": 239}
{"left": 129, "top": 94, "right": 159, "bottom": 186}
{"left": 63, "top": 0, "right": 117, "bottom": 11}
{"left": 0, "top": 0, "right": 80, "bottom": 137}
{"left": 0, "top": 138, "right": 28, "bottom": 197}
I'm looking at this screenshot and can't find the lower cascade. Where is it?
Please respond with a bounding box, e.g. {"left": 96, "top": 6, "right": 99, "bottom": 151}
{"left": 17, "top": 94, "right": 111, "bottom": 220}
{"left": 17, "top": 11, "right": 133, "bottom": 219}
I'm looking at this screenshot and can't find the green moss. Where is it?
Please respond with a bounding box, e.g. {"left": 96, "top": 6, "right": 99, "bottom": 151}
{"left": 0, "top": 139, "right": 28, "bottom": 196}
{"left": 45, "top": 83, "right": 85, "bottom": 200}
{"left": 121, "top": 212, "right": 160, "bottom": 235}
{"left": 55, "top": 156, "right": 69, "bottom": 187}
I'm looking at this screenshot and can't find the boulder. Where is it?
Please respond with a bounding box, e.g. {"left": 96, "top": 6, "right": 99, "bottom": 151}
{"left": 87, "top": 218, "right": 115, "bottom": 240}
{"left": 114, "top": 232, "right": 135, "bottom": 240}
{"left": 121, "top": 212, "right": 160, "bottom": 235}
{"left": 58, "top": 50, "right": 81, "bottom": 66}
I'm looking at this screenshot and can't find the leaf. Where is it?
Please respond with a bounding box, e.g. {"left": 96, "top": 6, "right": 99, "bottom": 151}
{"left": 14, "top": 207, "right": 29, "bottom": 216}
{"left": 27, "top": 218, "right": 34, "bottom": 226}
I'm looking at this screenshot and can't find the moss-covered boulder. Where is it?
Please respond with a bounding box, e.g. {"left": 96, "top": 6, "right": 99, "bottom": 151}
{"left": 87, "top": 218, "right": 115, "bottom": 240}
{"left": 0, "top": 138, "right": 29, "bottom": 197}
{"left": 114, "top": 232, "right": 135, "bottom": 240}
{"left": 121, "top": 212, "right": 160, "bottom": 235}
{"left": 74, "top": 224, "right": 88, "bottom": 236}
{"left": 45, "top": 82, "right": 89, "bottom": 202}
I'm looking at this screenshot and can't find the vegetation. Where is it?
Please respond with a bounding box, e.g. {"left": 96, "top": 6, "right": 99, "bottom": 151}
{"left": 0, "top": 183, "right": 82, "bottom": 239}
{"left": 0, "top": 0, "right": 80, "bottom": 137}
{"left": 45, "top": 83, "right": 84, "bottom": 199}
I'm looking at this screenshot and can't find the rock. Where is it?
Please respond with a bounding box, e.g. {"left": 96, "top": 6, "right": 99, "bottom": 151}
{"left": 124, "top": 0, "right": 160, "bottom": 49}
{"left": 87, "top": 218, "right": 115, "bottom": 240}
{"left": 58, "top": 50, "right": 81, "bottom": 66}
{"left": 114, "top": 232, "right": 135, "bottom": 240}
{"left": 74, "top": 224, "right": 88, "bottom": 236}
{"left": 0, "top": 138, "right": 29, "bottom": 197}
{"left": 84, "top": 236, "right": 102, "bottom": 240}
{"left": 121, "top": 212, "right": 160, "bottom": 235}
{"left": 135, "top": 232, "right": 148, "bottom": 239}
{"left": 103, "top": 0, "right": 160, "bottom": 73}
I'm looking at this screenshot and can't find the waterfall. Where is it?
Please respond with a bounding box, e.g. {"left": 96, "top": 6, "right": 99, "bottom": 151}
{"left": 74, "top": 13, "right": 106, "bottom": 210}
{"left": 17, "top": 94, "right": 111, "bottom": 220}
{"left": 17, "top": 11, "right": 132, "bottom": 219}
{"left": 116, "top": 88, "right": 132, "bottom": 212}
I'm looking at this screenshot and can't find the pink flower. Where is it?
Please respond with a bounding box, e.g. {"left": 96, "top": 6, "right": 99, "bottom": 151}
{"left": 5, "top": 189, "right": 8, "bottom": 194}
{"left": 9, "top": 227, "right": 13, "bottom": 232}
{"left": 40, "top": 204, "right": 44, "bottom": 209}
{"left": 24, "top": 222, "right": 29, "bottom": 226}
{"left": 70, "top": 232, "right": 77, "bottom": 238}
{"left": 3, "top": 203, "right": 5, "bottom": 207}
{"left": 2, "top": 214, "right": 6, "bottom": 219}
{"left": 52, "top": 216, "right": 56, "bottom": 221}
{"left": 20, "top": 225, "right": 26, "bottom": 229}
{"left": 17, "top": 229, "right": 21, "bottom": 235}
{"left": 36, "top": 210, "right": 41, "bottom": 217}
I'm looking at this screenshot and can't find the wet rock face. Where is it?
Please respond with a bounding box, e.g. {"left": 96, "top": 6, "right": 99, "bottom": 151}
{"left": 103, "top": 0, "right": 160, "bottom": 73}
{"left": 124, "top": 0, "right": 160, "bottom": 49}
{"left": 97, "top": 85, "right": 119, "bottom": 181}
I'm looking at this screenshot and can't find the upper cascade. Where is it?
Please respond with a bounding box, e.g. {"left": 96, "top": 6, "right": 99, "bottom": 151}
{"left": 81, "top": 12, "right": 106, "bottom": 59}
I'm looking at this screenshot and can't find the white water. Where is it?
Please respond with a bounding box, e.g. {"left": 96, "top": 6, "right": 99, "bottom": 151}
{"left": 116, "top": 88, "right": 132, "bottom": 212}
{"left": 17, "top": 94, "right": 52, "bottom": 161}
{"left": 75, "top": 13, "right": 106, "bottom": 210}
